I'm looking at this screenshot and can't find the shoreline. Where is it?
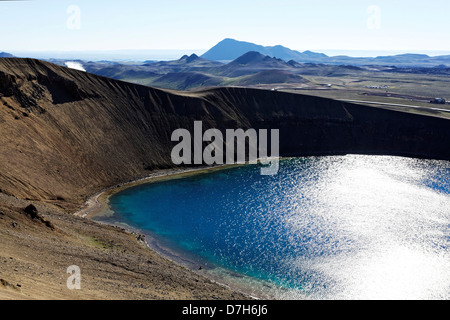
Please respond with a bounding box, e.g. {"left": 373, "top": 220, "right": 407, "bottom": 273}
{"left": 76, "top": 165, "right": 238, "bottom": 218}
{"left": 78, "top": 157, "right": 289, "bottom": 219}
{"left": 74, "top": 164, "right": 283, "bottom": 300}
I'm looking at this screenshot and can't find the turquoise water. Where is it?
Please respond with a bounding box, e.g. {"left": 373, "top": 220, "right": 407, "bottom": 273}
{"left": 104, "top": 156, "right": 450, "bottom": 299}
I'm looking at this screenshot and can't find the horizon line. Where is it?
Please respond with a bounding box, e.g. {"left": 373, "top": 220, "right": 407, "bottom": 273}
{"left": 6, "top": 48, "right": 450, "bottom": 59}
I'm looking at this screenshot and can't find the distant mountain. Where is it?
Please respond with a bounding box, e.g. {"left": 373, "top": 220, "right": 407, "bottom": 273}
{"left": 302, "top": 50, "right": 328, "bottom": 59}
{"left": 227, "top": 51, "right": 289, "bottom": 68}
{"left": 0, "top": 52, "right": 14, "bottom": 58}
{"left": 202, "top": 38, "right": 450, "bottom": 67}
{"left": 178, "top": 53, "right": 202, "bottom": 63}
{"left": 202, "top": 38, "right": 328, "bottom": 63}
{"left": 216, "top": 51, "right": 291, "bottom": 77}
{"left": 201, "top": 39, "right": 271, "bottom": 61}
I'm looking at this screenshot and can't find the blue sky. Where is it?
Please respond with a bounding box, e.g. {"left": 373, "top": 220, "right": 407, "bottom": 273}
{"left": 1, "top": 0, "right": 450, "bottom": 56}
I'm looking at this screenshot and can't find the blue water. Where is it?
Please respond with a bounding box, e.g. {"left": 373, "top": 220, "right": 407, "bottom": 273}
{"left": 104, "top": 156, "right": 450, "bottom": 300}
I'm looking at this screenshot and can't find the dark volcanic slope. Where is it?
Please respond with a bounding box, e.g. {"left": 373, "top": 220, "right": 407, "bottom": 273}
{"left": 1, "top": 58, "right": 450, "bottom": 210}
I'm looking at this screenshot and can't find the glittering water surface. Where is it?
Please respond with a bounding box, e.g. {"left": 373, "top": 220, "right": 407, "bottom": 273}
{"left": 107, "top": 156, "right": 450, "bottom": 299}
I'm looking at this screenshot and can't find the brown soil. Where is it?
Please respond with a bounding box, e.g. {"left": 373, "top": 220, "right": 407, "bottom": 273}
{"left": 0, "top": 192, "right": 249, "bottom": 300}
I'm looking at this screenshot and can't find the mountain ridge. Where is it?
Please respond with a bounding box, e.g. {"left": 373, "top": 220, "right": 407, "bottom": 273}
{"left": 201, "top": 38, "right": 450, "bottom": 67}
{"left": 0, "top": 52, "right": 14, "bottom": 58}
{"left": 202, "top": 38, "right": 327, "bottom": 63}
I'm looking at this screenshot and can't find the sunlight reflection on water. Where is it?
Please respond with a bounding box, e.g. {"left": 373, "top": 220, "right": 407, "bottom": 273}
{"left": 108, "top": 155, "right": 450, "bottom": 300}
